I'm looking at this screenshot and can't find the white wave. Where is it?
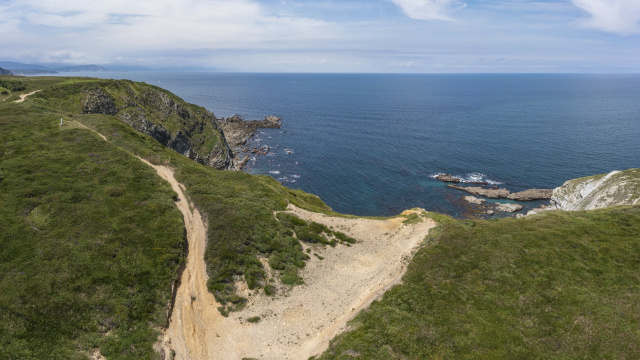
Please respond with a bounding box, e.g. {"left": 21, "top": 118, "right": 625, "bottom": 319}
{"left": 431, "top": 172, "right": 503, "bottom": 185}
{"left": 269, "top": 170, "right": 281, "bottom": 175}
{"left": 291, "top": 174, "right": 301, "bottom": 178}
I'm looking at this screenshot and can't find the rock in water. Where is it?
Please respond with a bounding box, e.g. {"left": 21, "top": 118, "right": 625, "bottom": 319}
{"left": 463, "top": 196, "right": 486, "bottom": 205}
{"left": 435, "top": 174, "right": 461, "bottom": 183}
{"left": 448, "top": 185, "right": 511, "bottom": 198}
{"left": 495, "top": 203, "right": 523, "bottom": 213}
{"left": 507, "top": 189, "right": 553, "bottom": 201}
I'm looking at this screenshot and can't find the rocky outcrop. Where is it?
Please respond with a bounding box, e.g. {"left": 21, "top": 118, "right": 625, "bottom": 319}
{"left": 83, "top": 89, "right": 118, "bottom": 115}
{"left": 463, "top": 196, "right": 486, "bottom": 205}
{"left": 448, "top": 185, "right": 553, "bottom": 201}
{"left": 448, "top": 185, "right": 511, "bottom": 198}
{"left": 495, "top": 203, "right": 523, "bottom": 213}
{"left": 0, "top": 67, "right": 13, "bottom": 75}
{"left": 507, "top": 189, "right": 553, "bottom": 201}
{"left": 436, "top": 174, "right": 461, "bottom": 183}
{"left": 549, "top": 169, "right": 640, "bottom": 211}
{"left": 220, "top": 115, "right": 281, "bottom": 149}
{"left": 219, "top": 115, "right": 282, "bottom": 170}
{"left": 81, "top": 83, "right": 235, "bottom": 170}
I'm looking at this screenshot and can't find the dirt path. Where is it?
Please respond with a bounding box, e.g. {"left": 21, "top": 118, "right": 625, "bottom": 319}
{"left": 74, "top": 121, "right": 437, "bottom": 359}
{"left": 142, "top": 159, "right": 223, "bottom": 360}
{"left": 13, "top": 90, "right": 41, "bottom": 103}
{"left": 72, "top": 121, "right": 222, "bottom": 359}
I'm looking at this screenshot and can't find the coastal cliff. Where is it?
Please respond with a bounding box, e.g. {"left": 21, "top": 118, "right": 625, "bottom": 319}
{"left": 39, "top": 79, "right": 236, "bottom": 170}
{"left": 549, "top": 169, "right": 640, "bottom": 211}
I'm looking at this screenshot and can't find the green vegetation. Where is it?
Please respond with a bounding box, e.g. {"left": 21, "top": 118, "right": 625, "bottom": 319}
{"left": 0, "top": 100, "right": 185, "bottom": 358}
{"left": 1, "top": 76, "right": 347, "bottom": 359}
{"left": 0, "top": 79, "right": 27, "bottom": 93}
{"left": 25, "top": 76, "right": 231, "bottom": 168}
{"left": 5, "top": 75, "right": 639, "bottom": 360}
{"left": 0, "top": 76, "right": 335, "bottom": 358}
{"left": 247, "top": 316, "right": 261, "bottom": 323}
{"left": 317, "top": 207, "right": 640, "bottom": 359}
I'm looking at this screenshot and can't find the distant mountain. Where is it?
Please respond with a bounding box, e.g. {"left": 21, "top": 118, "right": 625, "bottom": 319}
{"left": 0, "top": 67, "right": 12, "bottom": 75}
{"left": 0, "top": 61, "right": 108, "bottom": 74}
{"left": 0, "top": 61, "right": 50, "bottom": 70}
{"left": 55, "top": 65, "right": 107, "bottom": 72}
{"left": 9, "top": 69, "right": 58, "bottom": 75}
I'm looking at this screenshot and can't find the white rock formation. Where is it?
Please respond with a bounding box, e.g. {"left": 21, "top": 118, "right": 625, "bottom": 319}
{"left": 549, "top": 169, "right": 640, "bottom": 211}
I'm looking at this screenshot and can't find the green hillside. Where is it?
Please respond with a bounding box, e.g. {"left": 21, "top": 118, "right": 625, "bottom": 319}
{"left": 0, "top": 77, "right": 333, "bottom": 359}
{"left": 3, "top": 76, "right": 639, "bottom": 359}
{"left": 317, "top": 207, "right": 640, "bottom": 359}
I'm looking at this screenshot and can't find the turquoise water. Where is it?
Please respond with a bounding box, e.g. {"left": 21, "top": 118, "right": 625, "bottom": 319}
{"left": 61, "top": 72, "right": 640, "bottom": 217}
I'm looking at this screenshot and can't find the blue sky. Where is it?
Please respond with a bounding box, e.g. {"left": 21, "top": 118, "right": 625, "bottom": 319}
{"left": 0, "top": 0, "right": 638, "bottom": 72}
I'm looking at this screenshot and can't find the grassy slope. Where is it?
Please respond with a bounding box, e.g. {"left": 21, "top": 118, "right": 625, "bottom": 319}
{"left": 27, "top": 76, "right": 230, "bottom": 166}
{"left": 1, "top": 76, "right": 344, "bottom": 358}
{"left": 0, "top": 95, "right": 185, "bottom": 359}
{"left": 317, "top": 207, "right": 640, "bottom": 359}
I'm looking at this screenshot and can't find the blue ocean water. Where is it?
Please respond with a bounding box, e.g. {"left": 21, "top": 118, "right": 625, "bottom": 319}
{"left": 62, "top": 72, "right": 640, "bottom": 217}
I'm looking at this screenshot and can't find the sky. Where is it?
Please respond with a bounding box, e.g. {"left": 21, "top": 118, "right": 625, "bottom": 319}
{"left": 0, "top": 0, "right": 639, "bottom": 72}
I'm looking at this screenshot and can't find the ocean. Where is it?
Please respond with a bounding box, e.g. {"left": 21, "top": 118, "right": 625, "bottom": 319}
{"left": 59, "top": 72, "right": 640, "bottom": 217}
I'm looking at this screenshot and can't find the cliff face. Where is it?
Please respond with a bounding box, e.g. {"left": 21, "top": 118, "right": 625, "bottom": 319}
{"left": 0, "top": 67, "right": 13, "bottom": 75}
{"left": 550, "top": 169, "right": 640, "bottom": 211}
{"left": 78, "top": 81, "right": 235, "bottom": 170}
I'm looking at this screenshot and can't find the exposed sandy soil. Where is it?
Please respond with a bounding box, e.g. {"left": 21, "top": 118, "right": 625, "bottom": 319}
{"left": 13, "top": 90, "right": 41, "bottom": 103}
{"left": 209, "top": 205, "right": 437, "bottom": 360}
{"left": 142, "top": 159, "right": 224, "bottom": 360}
{"left": 74, "top": 119, "right": 438, "bottom": 360}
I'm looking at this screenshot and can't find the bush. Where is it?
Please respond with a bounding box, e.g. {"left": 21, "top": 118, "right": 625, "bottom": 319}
{"left": 264, "top": 284, "right": 276, "bottom": 296}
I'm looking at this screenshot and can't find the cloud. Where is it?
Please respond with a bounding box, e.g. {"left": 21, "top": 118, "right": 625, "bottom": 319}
{"left": 390, "top": 0, "right": 466, "bottom": 21}
{"left": 0, "top": 0, "right": 335, "bottom": 64}
{"left": 572, "top": 0, "right": 640, "bottom": 35}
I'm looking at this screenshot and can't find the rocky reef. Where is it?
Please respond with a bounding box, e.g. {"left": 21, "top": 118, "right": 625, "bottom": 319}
{"left": 448, "top": 184, "right": 552, "bottom": 200}
{"left": 219, "top": 114, "right": 282, "bottom": 169}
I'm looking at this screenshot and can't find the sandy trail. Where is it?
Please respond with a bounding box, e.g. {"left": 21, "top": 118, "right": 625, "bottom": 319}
{"left": 141, "top": 159, "right": 223, "bottom": 360}
{"left": 75, "top": 120, "right": 437, "bottom": 359}
{"left": 72, "top": 120, "right": 223, "bottom": 359}
{"left": 13, "top": 90, "right": 41, "bottom": 103}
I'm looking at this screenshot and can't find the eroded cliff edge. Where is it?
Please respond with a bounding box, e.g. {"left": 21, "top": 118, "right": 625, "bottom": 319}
{"left": 550, "top": 169, "right": 640, "bottom": 210}
{"left": 42, "top": 79, "right": 236, "bottom": 170}
{"left": 525, "top": 168, "right": 640, "bottom": 215}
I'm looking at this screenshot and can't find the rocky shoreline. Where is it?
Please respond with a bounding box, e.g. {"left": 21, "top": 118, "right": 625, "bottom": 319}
{"left": 219, "top": 115, "right": 282, "bottom": 170}
{"left": 435, "top": 173, "right": 553, "bottom": 217}
{"left": 447, "top": 184, "right": 553, "bottom": 201}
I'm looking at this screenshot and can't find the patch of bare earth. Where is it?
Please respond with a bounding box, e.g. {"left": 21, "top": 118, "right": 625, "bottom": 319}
{"left": 201, "top": 205, "right": 437, "bottom": 360}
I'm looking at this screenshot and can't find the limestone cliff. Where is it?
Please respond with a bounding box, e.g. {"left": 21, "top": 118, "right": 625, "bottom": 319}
{"left": 549, "top": 169, "right": 640, "bottom": 211}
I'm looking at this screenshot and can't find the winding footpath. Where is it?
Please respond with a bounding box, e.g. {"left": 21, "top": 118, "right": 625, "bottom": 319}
{"left": 72, "top": 121, "right": 220, "bottom": 359}
{"left": 73, "top": 118, "right": 436, "bottom": 360}
{"left": 13, "top": 90, "right": 41, "bottom": 103}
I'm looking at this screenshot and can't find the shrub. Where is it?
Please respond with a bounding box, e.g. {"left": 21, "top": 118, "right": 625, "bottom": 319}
{"left": 264, "top": 284, "right": 276, "bottom": 296}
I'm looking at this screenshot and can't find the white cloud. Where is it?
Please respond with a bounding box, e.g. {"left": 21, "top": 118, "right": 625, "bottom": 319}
{"left": 390, "top": 0, "right": 466, "bottom": 21}
{"left": 0, "top": 0, "right": 335, "bottom": 64}
{"left": 572, "top": 0, "right": 640, "bottom": 35}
